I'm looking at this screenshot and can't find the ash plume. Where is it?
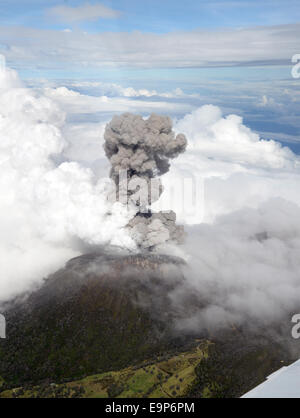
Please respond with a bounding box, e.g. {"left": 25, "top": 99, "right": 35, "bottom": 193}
{"left": 104, "top": 113, "right": 187, "bottom": 249}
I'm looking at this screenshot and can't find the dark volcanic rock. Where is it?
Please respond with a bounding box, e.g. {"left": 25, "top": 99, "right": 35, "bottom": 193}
{"left": 0, "top": 250, "right": 191, "bottom": 386}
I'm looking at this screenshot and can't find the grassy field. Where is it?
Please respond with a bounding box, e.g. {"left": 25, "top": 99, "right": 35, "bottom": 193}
{"left": 0, "top": 342, "right": 210, "bottom": 398}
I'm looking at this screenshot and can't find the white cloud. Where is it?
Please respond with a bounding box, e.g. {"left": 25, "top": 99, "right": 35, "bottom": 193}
{"left": 258, "top": 94, "right": 282, "bottom": 108}
{"left": 175, "top": 105, "right": 298, "bottom": 171}
{"left": 47, "top": 2, "right": 121, "bottom": 23}
{"left": 41, "top": 85, "right": 192, "bottom": 115}
{"left": 153, "top": 105, "right": 300, "bottom": 225}
{"left": 0, "top": 23, "right": 299, "bottom": 69}
{"left": 175, "top": 198, "right": 300, "bottom": 331}
{"left": 0, "top": 66, "right": 136, "bottom": 302}
{"left": 46, "top": 82, "right": 198, "bottom": 100}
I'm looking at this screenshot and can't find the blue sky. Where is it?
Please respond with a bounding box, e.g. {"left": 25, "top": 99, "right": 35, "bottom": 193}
{"left": 2, "top": 0, "right": 300, "bottom": 32}
{"left": 1, "top": 1, "right": 300, "bottom": 151}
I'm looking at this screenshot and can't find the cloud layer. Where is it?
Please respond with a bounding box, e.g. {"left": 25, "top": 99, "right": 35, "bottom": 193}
{"left": 0, "top": 23, "right": 299, "bottom": 70}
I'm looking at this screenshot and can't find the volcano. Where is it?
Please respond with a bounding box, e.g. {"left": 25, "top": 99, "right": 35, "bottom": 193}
{"left": 0, "top": 248, "right": 299, "bottom": 397}
{"left": 0, "top": 249, "right": 194, "bottom": 386}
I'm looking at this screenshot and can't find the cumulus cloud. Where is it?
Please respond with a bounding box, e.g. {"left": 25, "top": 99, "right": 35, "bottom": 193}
{"left": 47, "top": 3, "right": 121, "bottom": 23}
{"left": 0, "top": 66, "right": 135, "bottom": 302}
{"left": 149, "top": 105, "right": 300, "bottom": 232}
{"left": 175, "top": 105, "right": 299, "bottom": 171}
{"left": 101, "top": 85, "right": 195, "bottom": 99}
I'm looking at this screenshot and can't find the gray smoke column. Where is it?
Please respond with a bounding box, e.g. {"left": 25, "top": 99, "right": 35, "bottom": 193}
{"left": 104, "top": 113, "right": 187, "bottom": 249}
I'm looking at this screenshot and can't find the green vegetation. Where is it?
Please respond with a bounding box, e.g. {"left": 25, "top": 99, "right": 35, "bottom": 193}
{"left": 189, "top": 339, "right": 290, "bottom": 398}
{"left": 0, "top": 343, "right": 209, "bottom": 398}
{"left": 0, "top": 334, "right": 291, "bottom": 398}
